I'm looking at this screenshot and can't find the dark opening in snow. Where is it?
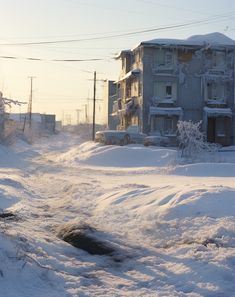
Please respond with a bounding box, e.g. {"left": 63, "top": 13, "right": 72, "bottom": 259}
{"left": 57, "top": 223, "right": 115, "bottom": 256}
{"left": 0, "top": 211, "right": 17, "bottom": 220}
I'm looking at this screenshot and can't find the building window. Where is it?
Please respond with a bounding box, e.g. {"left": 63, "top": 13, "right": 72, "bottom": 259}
{"left": 216, "top": 118, "right": 226, "bottom": 137}
{"left": 151, "top": 116, "right": 177, "bottom": 135}
{"left": 131, "top": 116, "right": 139, "bottom": 125}
{"left": 151, "top": 116, "right": 164, "bottom": 134}
{"left": 155, "top": 50, "right": 165, "bottom": 66}
{"left": 135, "top": 51, "right": 140, "bottom": 64}
{"left": 166, "top": 84, "right": 172, "bottom": 98}
{"left": 138, "top": 81, "right": 142, "bottom": 96}
{"left": 154, "top": 82, "right": 176, "bottom": 101}
{"left": 165, "top": 118, "right": 175, "bottom": 135}
{"left": 212, "top": 51, "right": 226, "bottom": 68}
{"left": 155, "top": 50, "right": 174, "bottom": 68}
{"left": 207, "top": 82, "right": 225, "bottom": 101}
{"left": 165, "top": 52, "right": 173, "bottom": 67}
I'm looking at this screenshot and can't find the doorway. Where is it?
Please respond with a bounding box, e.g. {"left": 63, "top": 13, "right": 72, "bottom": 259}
{"left": 207, "top": 117, "right": 216, "bottom": 143}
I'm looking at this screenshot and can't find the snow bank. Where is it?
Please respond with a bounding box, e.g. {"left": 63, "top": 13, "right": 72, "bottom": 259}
{"left": 171, "top": 163, "right": 235, "bottom": 177}
{"left": 58, "top": 141, "right": 178, "bottom": 168}
{"left": 81, "top": 146, "right": 177, "bottom": 167}
{"left": 0, "top": 144, "right": 26, "bottom": 169}
{"left": 0, "top": 169, "right": 27, "bottom": 211}
{"left": 156, "top": 186, "right": 235, "bottom": 220}
{"left": 96, "top": 184, "right": 235, "bottom": 221}
{"left": 0, "top": 133, "right": 234, "bottom": 297}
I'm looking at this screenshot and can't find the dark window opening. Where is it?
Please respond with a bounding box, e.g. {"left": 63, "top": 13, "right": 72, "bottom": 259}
{"left": 166, "top": 85, "right": 172, "bottom": 98}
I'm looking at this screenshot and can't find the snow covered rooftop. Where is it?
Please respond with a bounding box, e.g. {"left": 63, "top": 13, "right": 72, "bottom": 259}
{"left": 114, "top": 49, "right": 132, "bottom": 59}
{"left": 9, "top": 113, "right": 42, "bottom": 122}
{"left": 116, "top": 68, "right": 141, "bottom": 83}
{"left": 138, "top": 32, "right": 235, "bottom": 48}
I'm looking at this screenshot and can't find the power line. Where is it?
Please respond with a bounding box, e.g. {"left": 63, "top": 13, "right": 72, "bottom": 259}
{"left": 1, "top": 12, "right": 235, "bottom": 46}
{"left": 0, "top": 55, "right": 103, "bottom": 62}
{"left": 135, "top": 0, "right": 215, "bottom": 16}
{"left": 36, "top": 98, "right": 102, "bottom": 101}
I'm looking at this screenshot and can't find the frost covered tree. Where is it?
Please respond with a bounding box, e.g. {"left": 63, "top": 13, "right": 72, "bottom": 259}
{"left": 0, "top": 92, "right": 26, "bottom": 145}
{"left": 177, "top": 120, "right": 208, "bottom": 158}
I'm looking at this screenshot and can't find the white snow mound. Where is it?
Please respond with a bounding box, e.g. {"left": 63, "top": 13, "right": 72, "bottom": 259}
{"left": 172, "top": 163, "right": 235, "bottom": 177}
{"left": 57, "top": 142, "right": 178, "bottom": 168}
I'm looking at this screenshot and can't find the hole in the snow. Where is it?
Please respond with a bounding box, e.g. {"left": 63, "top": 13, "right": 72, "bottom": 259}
{"left": 0, "top": 211, "right": 17, "bottom": 220}
{"left": 57, "top": 223, "right": 116, "bottom": 256}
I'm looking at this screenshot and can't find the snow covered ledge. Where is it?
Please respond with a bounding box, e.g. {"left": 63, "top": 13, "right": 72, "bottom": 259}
{"left": 203, "top": 107, "right": 232, "bottom": 117}
{"left": 149, "top": 106, "right": 183, "bottom": 117}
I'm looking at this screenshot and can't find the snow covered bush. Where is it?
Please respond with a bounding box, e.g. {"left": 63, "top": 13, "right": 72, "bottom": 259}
{"left": 0, "top": 122, "right": 17, "bottom": 146}
{"left": 177, "top": 120, "right": 218, "bottom": 159}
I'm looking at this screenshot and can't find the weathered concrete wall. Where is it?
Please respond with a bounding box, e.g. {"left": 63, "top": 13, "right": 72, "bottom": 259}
{"left": 140, "top": 45, "right": 235, "bottom": 143}
{"left": 117, "top": 43, "right": 235, "bottom": 144}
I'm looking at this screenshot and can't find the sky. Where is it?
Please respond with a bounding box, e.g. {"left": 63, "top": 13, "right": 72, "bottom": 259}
{"left": 1, "top": 0, "right": 235, "bottom": 124}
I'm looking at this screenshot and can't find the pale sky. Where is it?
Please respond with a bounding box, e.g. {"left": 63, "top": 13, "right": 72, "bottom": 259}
{"left": 1, "top": 0, "right": 235, "bottom": 123}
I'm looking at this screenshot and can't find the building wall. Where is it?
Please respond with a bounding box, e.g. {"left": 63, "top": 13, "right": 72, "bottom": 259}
{"left": 140, "top": 45, "right": 235, "bottom": 143}
{"left": 117, "top": 41, "right": 235, "bottom": 144}
{"left": 103, "top": 80, "right": 119, "bottom": 130}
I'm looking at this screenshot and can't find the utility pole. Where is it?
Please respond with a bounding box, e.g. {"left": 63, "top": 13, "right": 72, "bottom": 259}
{"left": 83, "top": 104, "right": 88, "bottom": 123}
{"left": 75, "top": 109, "right": 81, "bottom": 125}
{"left": 65, "top": 114, "right": 71, "bottom": 125}
{"left": 28, "top": 76, "right": 36, "bottom": 128}
{"left": 92, "top": 71, "right": 96, "bottom": 141}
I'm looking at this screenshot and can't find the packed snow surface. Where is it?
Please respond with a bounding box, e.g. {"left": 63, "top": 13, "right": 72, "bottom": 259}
{"left": 0, "top": 132, "right": 235, "bottom": 297}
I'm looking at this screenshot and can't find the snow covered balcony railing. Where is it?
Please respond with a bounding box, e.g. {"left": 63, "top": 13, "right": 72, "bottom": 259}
{"left": 116, "top": 69, "right": 140, "bottom": 83}
{"left": 149, "top": 106, "right": 183, "bottom": 117}
{"left": 124, "top": 97, "right": 140, "bottom": 117}
{"left": 152, "top": 66, "right": 177, "bottom": 75}
{"left": 203, "top": 69, "right": 232, "bottom": 82}
{"left": 206, "top": 99, "right": 227, "bottom": 106}
{"left": 208, "top": 68, "right": 226, "bottom": 75}
{"left": 125, "top": 96, "right": 140, "bottom": 104}
{"left": 111, "top": 101, "right": 119, "bottom": 116}
{"left": 151, "top": 97, "right": 176, "bottom": 106}
{"left": 203, "top": 106, "right": 232, "bottom": 117}
{"left": 111, "top": 99, "right": 123, "bottom": 116}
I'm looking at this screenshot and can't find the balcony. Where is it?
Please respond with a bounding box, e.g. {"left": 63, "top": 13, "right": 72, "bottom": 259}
{"left": 204, "top": 68, "right": 232, "bottom": 83}
{"left": 116, "top": 69, "right": 140, "bottom": 83}
{"left": 206, "top": 99, "right": 227, "bottom": 108}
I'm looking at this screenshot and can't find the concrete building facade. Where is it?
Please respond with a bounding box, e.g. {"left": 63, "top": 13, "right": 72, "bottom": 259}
{"left": 115, "top": 33, "right": 235, "bottom": 146}
{"left": 103, "top": 80, "right": 119, "bottom": 130}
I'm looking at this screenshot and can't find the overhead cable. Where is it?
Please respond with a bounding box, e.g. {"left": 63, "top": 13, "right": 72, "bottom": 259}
{"left": 0, "top": 55, "right": 103, "bottom": 62}
{"left": 1, "top": 12, "right": 235, "bottom": 46}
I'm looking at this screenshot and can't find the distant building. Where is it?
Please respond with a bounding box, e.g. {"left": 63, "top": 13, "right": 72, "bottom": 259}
{"left": 115, "top": 32, "right": 235, "bottom": 146}
{"left": 102, "top": 80, "right": 119, "bottom": 130}
{"left": 9, "top": 113, "right": 56, "bottom": 133}
{"left": 41, "top": 114, "right": 56, "bottom": 133}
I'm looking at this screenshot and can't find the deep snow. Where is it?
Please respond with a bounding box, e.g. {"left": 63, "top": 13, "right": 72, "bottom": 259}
{"left": 0, "top": 133, "right": 235, "bottom": 297}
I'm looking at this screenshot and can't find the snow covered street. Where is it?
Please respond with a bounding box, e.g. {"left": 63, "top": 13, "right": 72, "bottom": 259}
{"left": 0, "top": 133, "right": 235, "bottom": 297}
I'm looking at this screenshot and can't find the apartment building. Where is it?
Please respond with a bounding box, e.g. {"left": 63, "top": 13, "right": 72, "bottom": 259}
{"left": 114, "top": 32, "right": 235, "bottom": 145}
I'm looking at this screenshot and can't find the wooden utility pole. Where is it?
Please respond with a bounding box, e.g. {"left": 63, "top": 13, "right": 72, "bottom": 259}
{"left": 28, "top": 76, "right": 36, "bottom": 128}
{"left": 75, "top": 109, "right": 81, "bottom": 125}
{"left": 83, "top": 104, "right": 88, "bottom": 123}
{"left": 92, "top": 71, "right": 96, "bottom": 141}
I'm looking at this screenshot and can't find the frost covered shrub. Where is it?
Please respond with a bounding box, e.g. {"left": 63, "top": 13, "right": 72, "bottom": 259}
{"left": 177, "top": 120, "right": 218, "bottom": 159}
{"left": 0, "top": 124, "right": 17, "bottom": 146}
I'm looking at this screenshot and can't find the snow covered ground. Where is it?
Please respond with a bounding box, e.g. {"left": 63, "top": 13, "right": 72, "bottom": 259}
{"left": 0, "top": 132, "right": 235, "bottom": 297}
